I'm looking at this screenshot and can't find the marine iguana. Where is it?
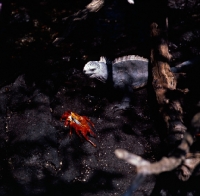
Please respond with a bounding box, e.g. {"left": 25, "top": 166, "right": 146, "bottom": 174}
{"left": 83, "top": 55, "right": 197, "bottom": 110}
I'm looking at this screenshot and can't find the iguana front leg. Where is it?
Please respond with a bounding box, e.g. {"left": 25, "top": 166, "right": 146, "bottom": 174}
{"left": 112, "top": 95, "right": 133, "bottom": 112}
{"left": 112, "top": 87, "right": 134, "bottom": 112}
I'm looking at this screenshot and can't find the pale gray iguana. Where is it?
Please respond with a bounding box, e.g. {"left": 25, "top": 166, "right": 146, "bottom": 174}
{"left": 83, "top": 55, "right": 197, "bottom": 111}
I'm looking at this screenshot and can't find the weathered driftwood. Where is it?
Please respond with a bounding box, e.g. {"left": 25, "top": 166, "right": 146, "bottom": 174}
{"left": 85, "top": 0, "right": 104, "bottom": 12}
{"left": 114, "top": 23, "right": 200, "bottom": 195}
{"left": 150, "top": 22, "right": 187, "bottom": 142}
{"left": 149, "top": 23, "right": 200, "bottom": 182}
{"left": 176, "top": 152, "right": 200, "bottom": 181}
{"left": 114, "top": 103, "right": 200, "bottom": 195}
{"left": 115, "top": 132, "right": 195, "bottom": 195}
{"left": 115, "top": 109, "right": 200, "bottom": 194}
{"left": 53, "top": 0, "right": 104, "bottom": 45}
{"left": 115, "top": 133, "right": 200, "bottom": 196}
{"left": 115, "top": 133, "right": 193, "bottom": 176}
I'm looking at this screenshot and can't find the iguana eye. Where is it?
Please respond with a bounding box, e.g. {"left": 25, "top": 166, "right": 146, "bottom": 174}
{"left": 90, "top": 68, "right": 96, "bottom": 71}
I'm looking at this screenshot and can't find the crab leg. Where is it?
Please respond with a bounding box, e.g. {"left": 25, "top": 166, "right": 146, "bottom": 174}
{"left": 82, "top": 116, "right": 95, "bottom": 128}
{"left": 86, "top": 128, "right": 96, "bottom": 138}
{"left": 80, "top": 127, "right": 97, "bottom": 147}
{"left": 69, "top": 123, "right": 74, "bottom": 136}
{"left": 70, "top": 121, "right": 97, "bottom": 147}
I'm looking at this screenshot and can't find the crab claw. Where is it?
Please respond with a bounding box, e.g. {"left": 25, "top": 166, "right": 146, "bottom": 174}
{"left": 60, "top": 111, "right": 72, "bottom": 127}
{"left": 60, "top": 111, "right": 71, "bottom": 120}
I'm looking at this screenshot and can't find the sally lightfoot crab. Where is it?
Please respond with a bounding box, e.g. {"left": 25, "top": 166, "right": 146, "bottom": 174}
{"left": 60, "top": 111, "right": 97, "bottom": 147}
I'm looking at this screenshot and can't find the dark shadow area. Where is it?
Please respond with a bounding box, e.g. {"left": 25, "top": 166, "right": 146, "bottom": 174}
{"left": 151, "top": 170, "right": 200, "bottom": 196}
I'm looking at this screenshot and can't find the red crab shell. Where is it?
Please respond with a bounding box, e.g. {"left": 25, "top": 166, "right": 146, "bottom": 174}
{"left": 60, "top": 111, "right": 96, "bottom": 147}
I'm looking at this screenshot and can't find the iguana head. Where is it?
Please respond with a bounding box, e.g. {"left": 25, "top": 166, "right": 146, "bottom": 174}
{"left": 83, "top": 60, "right": 108, "bottom": 83}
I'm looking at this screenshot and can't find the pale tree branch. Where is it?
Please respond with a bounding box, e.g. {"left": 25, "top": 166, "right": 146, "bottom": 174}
{"left": 86, "top": 0, "right": 104, "bottom": 12}
{"left": 52, "top": 0, "right": 135, "bottom": 45}
{"left": 115, "top": 133, "right": 193, "bottom": 175}
{"left": 115, "top": 108, "right": 200, "bottom": 195}
{"left": 176, "top": 153, "right": 200, "bottom": 181}
{"left": 115, "top": 132, "right": 194, "bottom": 195}
{"left": 53, "top": 0, "right": 104, "bottom": 45}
